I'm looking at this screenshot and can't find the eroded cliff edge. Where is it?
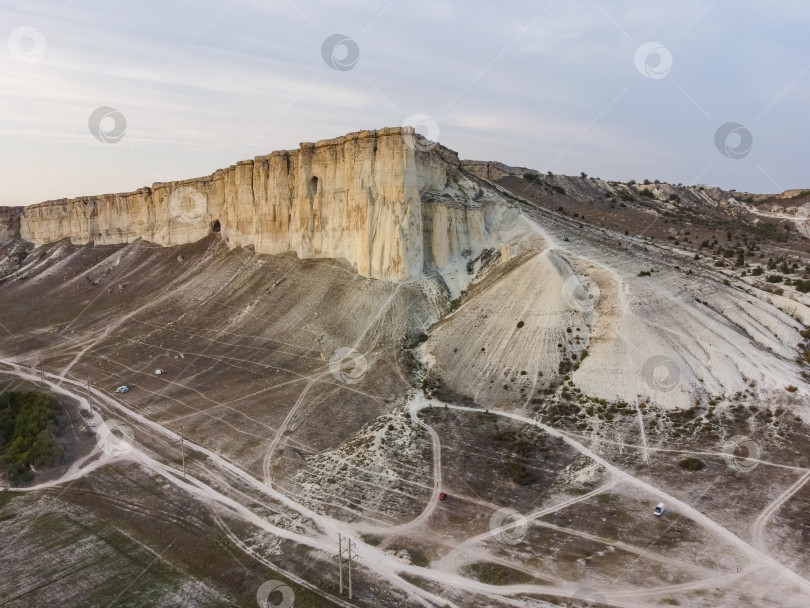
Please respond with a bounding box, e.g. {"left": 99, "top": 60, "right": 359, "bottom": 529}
{"left": 3, "top": 127, "right": 514, "bottom": 285}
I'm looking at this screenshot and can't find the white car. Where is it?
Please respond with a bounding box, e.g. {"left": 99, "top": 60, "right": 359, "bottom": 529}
{"left": 154, "top": 369, "right": 165, "bottom": 375}
{"left": 116, "top": 385, "right": 130, "bottom": 394}
{"left": 89, "top": 421, "right": 97, "bottom": 427}
{"left": 654, "top": 503, "right": 667, "bottom": 517}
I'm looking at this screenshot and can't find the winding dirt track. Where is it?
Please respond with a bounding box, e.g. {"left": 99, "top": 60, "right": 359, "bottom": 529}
{"left": 6, "top": 357, "right": 810, "bottom": 607}
{"left": 751, "top": 469, "right": 810, "bottom": 550}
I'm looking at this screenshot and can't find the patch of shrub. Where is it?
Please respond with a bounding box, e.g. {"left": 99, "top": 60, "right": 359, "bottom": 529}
{"left": 755, "top": 222, "right": 787, "bottom": 242}
{"left": 0, "top": 391, "right": 63, "bottom": 486}
{"left": 679, "top": 457, "right": 705, "bottom": 471}
{"left": 463, "top": 562, "right": 535, "bottom": 586}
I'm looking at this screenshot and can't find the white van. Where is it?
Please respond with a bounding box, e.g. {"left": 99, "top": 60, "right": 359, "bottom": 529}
{"left": 654, "top": 503, "right": 666, "bottom": 517}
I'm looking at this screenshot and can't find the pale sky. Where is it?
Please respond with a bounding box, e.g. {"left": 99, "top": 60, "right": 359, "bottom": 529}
{"left": 1, "top": 0, "right": 808, "bottom": 206}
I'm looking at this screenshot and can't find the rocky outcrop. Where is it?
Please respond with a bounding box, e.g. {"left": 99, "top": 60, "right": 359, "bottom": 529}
{"left": 0, "top": 207, "right": 22, "bottom": 243}
{"left": 461, "top": 160, "right": 529, "bottom": 181}
{"left": 780, "top": 189, "right": 810, "bottom": 199}
{"left": 14, "top": 128, "right": 514, "bottom": 285}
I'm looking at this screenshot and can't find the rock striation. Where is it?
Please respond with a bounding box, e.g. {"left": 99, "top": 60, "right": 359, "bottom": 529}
{"left": 2, "top": 127, "right": 514, "bottom": 284}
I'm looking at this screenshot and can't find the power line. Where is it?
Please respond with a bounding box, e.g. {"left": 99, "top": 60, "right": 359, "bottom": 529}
{"left": 334, "top": 534, "right": 356, "bottom": 599}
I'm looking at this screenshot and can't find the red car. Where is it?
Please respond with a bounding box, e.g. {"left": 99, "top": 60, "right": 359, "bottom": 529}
{"left": 439, "top": 492, "right": 447, "bottom": 501}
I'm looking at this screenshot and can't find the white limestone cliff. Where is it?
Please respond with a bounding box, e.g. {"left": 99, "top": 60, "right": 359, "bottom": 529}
{"left": 6, "top": 127, "right": 516, "bottom": 286}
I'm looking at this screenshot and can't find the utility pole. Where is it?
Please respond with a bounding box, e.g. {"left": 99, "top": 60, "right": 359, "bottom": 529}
{"left": 172, "top": 427, "right": 186, "bottom": 479}
{"left": 347, "top": 536, "right": 354, "bottom": 599}
{"left": 334, "top": 534, "right": 355, "bottom": 599}
{"left": 38, "top": 355, "right": 43, "bottom": 380}
{"left": 180, "top": 426, "right": 185, "bottom": 479}
{"left": 337, "top": 534, "right": 343, "bottom": 596}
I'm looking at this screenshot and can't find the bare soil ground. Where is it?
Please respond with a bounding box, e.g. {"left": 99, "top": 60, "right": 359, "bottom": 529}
{"left": 1, "top": 169, "right": 809, "bottom": 607}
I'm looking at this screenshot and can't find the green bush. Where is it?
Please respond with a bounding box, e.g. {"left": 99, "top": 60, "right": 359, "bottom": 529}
{"left": 492, "top": 429, "right": 518, "bottom": 443}
{"left": 679, "top": 457, "right": 705, "bottom": 471}
{"left": 361, "top": 534, "right": 382, "bottom": 547}
{"left": 755, "top": 222, "right": 787, "bottom": 242}
{"left": 0, "top": 391, "right": 63, "bottom": 485}
{"left": 464, "top": 562, "right": 535, "bottom": 585}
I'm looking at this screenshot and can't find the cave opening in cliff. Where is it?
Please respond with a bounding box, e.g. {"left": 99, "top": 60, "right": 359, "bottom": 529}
{"left": 210, "top": 219, "right": 221, "bottom": 233}
{"left": 309, "top": 176, "right": 319, "bottom": 197}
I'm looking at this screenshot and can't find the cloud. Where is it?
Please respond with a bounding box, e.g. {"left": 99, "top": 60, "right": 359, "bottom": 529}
{"left": 1, "top": 0, "right": 809, "bottom": 204}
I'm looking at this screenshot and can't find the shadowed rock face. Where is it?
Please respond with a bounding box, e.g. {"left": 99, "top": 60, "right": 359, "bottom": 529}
{"left": 6, "top": 127, "right": 509, "bottom": 284}
{"left": 0, "top": 207, "right": 21, "bottom": 243}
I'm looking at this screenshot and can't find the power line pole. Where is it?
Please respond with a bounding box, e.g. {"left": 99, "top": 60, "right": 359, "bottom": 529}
{"left": 38, "top": 355, "right": 43, "bottom": 380}
{"left": 337, "top": 534, "right": 343, "bottom": 596}
{"left": 334, "top": 534, "right": 356, "bottom": 599}
{"left": 180, "top": 426, "right": 185, "bottom": 479}
{"left": 347, "top": 536, "right": 354, "bottom": 600}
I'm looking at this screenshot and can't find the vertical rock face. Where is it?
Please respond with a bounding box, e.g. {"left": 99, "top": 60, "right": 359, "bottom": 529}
{"left": 11, "top": 127, "right": 512, "bottom": 284}
{"left": 0, "top": 207, "right": 22, "bottom": 243}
